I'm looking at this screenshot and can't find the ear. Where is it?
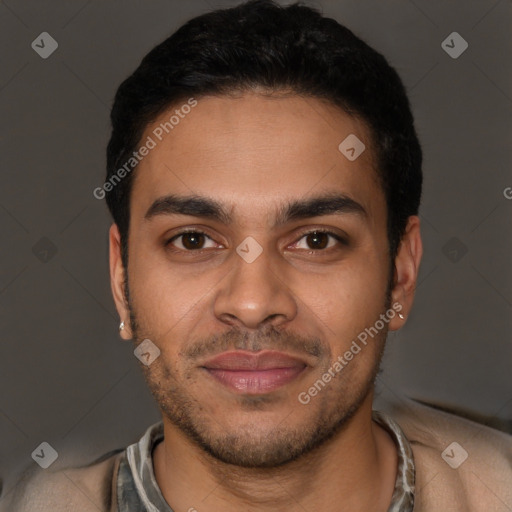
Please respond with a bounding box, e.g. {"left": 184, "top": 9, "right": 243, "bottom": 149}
{"left": 388, "top": 215, "right": 423, "bottom": 331}
{"left": 109, "top": 223, "right": 133, "bottom": 339}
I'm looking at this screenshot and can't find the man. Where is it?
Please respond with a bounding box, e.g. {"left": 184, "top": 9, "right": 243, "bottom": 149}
{"left": 2, "top": 0, "right": 511, "bottom": 511}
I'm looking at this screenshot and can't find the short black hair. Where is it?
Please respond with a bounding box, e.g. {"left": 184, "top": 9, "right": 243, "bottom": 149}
{"left": 105, "top": 0, "right": 422, "bottom": 273}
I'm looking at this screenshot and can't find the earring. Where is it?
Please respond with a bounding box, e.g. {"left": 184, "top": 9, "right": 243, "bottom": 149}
{"left": 398, "top": 312, "right": 405, "bottom": 320}
{"left": 119, "top": 321, "right": 125, "bottom": 331}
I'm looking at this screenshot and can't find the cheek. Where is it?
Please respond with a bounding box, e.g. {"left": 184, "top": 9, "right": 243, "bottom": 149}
{"left": 302, "top": 257, "right": 387, "bottom": 319}
{"left": 128, "top": 248, "right": 215, "bottom": 333}
{"left": 295, "top": 259, "right": 389, "bottom": 368}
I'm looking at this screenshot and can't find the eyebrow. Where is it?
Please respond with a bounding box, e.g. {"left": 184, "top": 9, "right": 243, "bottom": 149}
{"left": 144, "top": 192, "right": 367, "bottom": 226}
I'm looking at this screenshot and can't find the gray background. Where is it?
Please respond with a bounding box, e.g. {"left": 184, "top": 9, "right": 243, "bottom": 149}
{"left": 1, "top": 0, "right": 511, "bottom": 497}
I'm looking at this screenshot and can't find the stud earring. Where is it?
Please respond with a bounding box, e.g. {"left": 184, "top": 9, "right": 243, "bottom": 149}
{"left": 119, "top": 321, "right": 125, "bottom": 331}
{"left": 398, "top": 312, "right": 405, "bottom": 320}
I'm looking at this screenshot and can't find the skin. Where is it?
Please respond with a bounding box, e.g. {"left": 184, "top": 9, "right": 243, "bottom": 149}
{"left": 110, "top": 91, "right": 422, "bottom": 512}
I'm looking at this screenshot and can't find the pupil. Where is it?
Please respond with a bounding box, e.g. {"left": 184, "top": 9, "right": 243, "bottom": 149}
{"left": 183, "top": 233, "right": 204, "bottom": 249}
{"left": 307, "top": 231, "right": 328, "bottom": 249}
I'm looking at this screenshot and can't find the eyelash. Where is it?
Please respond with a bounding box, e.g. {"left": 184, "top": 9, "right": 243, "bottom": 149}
{"left": 165, "top": 228, "right": 347, "bottom": 254}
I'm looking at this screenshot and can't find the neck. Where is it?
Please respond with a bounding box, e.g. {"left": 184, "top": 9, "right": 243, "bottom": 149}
{"left": 153, "top": 393, "right": 398, "bottom": 512}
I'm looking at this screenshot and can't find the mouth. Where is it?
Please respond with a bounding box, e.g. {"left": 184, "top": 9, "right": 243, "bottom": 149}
{"left": 201, "top": 350, "right": 308, "bottom": 394}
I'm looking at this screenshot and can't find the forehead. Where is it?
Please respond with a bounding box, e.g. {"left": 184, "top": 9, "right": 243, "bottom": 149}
{"left": 129, "top": 92, "right": 385, "bottom": 226}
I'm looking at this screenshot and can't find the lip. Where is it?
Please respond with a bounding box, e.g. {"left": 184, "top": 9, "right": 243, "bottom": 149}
{"left": 201, "top": 350, "right": 308, "bottom": 394}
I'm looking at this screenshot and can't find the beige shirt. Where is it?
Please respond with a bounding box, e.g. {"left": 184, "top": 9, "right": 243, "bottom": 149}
{"left": 115, "top": 410, "right": 414, "bottom": 511}
{"left": 2, "top": 397, "right": 511, "bottom": 511}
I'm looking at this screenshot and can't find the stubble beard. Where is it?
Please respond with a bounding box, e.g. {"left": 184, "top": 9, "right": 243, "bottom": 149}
{"left": 123, "top": 268, "right": 392, "bottom": 469}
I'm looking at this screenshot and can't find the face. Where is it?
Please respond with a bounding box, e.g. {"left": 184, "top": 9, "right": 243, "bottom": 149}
{"left": 110, "top": 92, "right": 421, "bottom": 468}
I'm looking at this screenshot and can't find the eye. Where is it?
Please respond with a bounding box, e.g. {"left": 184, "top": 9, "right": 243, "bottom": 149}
{"left": 292, "top": 229, "right": 347, "bottom": 251}
{"left": 166, "top": 230, "right": 219, "bottom": 251}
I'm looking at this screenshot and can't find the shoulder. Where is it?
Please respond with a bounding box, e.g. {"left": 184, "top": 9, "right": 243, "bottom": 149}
{"left": 380, "top": 396, "right": 512, "bottom": 511}
{"left": 0, "top": 449, "right": 124, "bottom": 512}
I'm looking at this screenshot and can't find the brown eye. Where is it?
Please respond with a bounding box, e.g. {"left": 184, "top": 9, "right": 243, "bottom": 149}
{"left": 166, "top": 231, "right": 216, "bottom": 251}
{"left": 305, "top": 231, "right": 329, "bottom": 249}
{"left": 181, "top": 232, "right": 206, "bottom": 250}
{"left": 293, "top": 230, "right": 346, "bottom": 251}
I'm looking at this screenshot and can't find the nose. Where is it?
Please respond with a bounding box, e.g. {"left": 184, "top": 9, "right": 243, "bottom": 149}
{"left": 213, "top": 242, "right": 298, "bottom": 331}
